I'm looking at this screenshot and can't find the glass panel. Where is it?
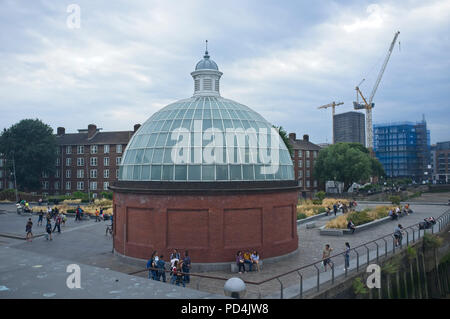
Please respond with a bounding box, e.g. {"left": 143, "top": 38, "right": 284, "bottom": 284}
{"left": 216, "top": 165, "right": 228, "bottom": 180}
{"left": 141, "top": 165, "right": 150, "bottom": 180}
{"left": 188, "top": 165, "right": 201, "bottom": 181}
{"left": 143, "top": 149, "right": 153, "bottom": 163}
{"left": 162, "top": 165, "right": 174, "bottom": 180}
{"left": 243, "top": 165, "right": 254, "bottom": 180}
{"left": 175, "top": 165, "right": 187, "bottom": 180}
{"left": 152, "top": 149, "right": 164, "bottom": 163}
{"left": 202, "top": 165, "right": 214, "bottom": 181}
{"left": 230, "top": 165, "right": 242, "bottom": 180}
{"left": 163, "top": 148, "right": 174, "bottom": 164}
{"left": 156, "top": 133, "right": 168, "bottom": 147}
{"left": 151, "top": 165, "right": 161, "bottom": 180}
{"left": 133, "top": 165, "right": 141, "bottom": 180}
{"left": 147, "top": 133, "right": 158, "bottom": 147}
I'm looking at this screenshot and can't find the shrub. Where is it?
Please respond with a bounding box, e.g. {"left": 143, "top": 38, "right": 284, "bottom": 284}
{"left": 312, "top": 199, "right": 322, "bottom": 205}
{"left": 353, "top": 277, "right": 368, "bottom": 295}
{"left": 325, "top": 215, "right": 348, "bottom": 229}
{"left": 100, "top": 191, "right": 113, "bottom": 200}
{"left": 297, "top": 213, "right": 307, "bottom": 220}
{"left": 347, "top": 210, "right": 372, "bottom": 226}
{"left": 423, "top": 233, "right": 443, "bottom": 249}
{"left": 389, "top": 195, "right": 401, "bottom": 205}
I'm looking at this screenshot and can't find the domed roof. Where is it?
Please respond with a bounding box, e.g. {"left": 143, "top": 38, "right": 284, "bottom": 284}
{"left": 118, "top": 45, "right": 294, "bottom": 182}
{"left": 195, "top": 51, "right": 219, "bottom": 70}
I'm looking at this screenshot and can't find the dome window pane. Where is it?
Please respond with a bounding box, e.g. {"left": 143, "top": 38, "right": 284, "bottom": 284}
{"left": 188, "top": 165, "right": 201, "bottom": 181}
{"left": 175, "top": 165, "right": 187, "bottom": 180}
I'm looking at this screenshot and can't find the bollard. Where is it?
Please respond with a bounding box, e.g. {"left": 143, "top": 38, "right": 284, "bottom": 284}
{"left": 224, "top": 278, "right": 246, "bottom": 299}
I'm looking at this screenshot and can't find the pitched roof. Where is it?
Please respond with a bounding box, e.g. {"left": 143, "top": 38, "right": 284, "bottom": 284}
{"left": 288, "top": 137, "right": 321, "bottom": 151}
{"left": 56, "top": 130, "right": 134, "bottom": 146}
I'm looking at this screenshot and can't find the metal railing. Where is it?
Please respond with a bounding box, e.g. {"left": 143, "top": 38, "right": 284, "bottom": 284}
{"left": 127, "top": 209, "right": 450, "bottom": 299}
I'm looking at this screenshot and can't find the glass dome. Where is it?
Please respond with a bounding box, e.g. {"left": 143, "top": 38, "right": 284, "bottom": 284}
{"left": 119, "top": 96, "right": 294, "bottom": 181}
{"left": 119, "top": 47, "right": 294, "bottom": 182}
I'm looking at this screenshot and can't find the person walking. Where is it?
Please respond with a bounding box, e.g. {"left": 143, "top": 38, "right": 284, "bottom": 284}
{"left": 75, "top": 205, "right": 81, "bottom": 222}
{"left": 95, "top": 209, "right": 100, "bottom": 222}
{"left": 147, "top": 251, "right": 158, "bottom": 280}
{"left": 53, "top": 214, "right": 62, "bottom": 233}
{"left": 333, "top": 203, "right": 338, "bottom": 216}
{"left": 170, "top": 260, "right": 179, "bottom": 285}
{"left": 322, "top": 244, "right": 334, "bottom": 272}
{"left": 175, "top": 259, "right": 185, "bottom": 287}
{"left": 37, "top": 210, "right": 44, "bottom": 226}
{"left": 45, "top": 220, "right": 52, "bottom": 241}
{"left": 182, "top": 250, "right": 191, "bottom": 284}
{"left": 344, "top": 242, "right": 351, "bottom": 270}
{"left": 25, "top": 218, "right": 33, "bottom": 242}
{"left": 394, "top": 224, "right": 404, "bottom": 247}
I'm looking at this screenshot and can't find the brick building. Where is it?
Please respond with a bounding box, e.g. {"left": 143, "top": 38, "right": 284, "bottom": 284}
{"left": 38, "top": 123, "right": 140, "bottom": 197}
{"left": 288, "top": 133, "right": 322, "bottom": 198}
{"left": 434, "top": 141, "right": 450, "bottom": 183}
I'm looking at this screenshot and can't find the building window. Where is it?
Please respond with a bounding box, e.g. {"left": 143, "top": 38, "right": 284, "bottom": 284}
{"left": 66, "top": 146, "right": 72, "bottom": 154}
{"left": 298, "top": 150, "right": 303, "bottom": 157}
{"left": 104, "top": 157, "right": 109, "bottom": 166}
{"left": 104, "top": 169, "right": 109, "bottom": 179}
{"left": 91, "top": 145, "right": 98, "bottom": 154}
{"left": 195, "top": 79, "right": 200, "bottom": 91}
{"left": 104, "top": 145, "right": 110, "bottom": 154}
{"left": 42, "top": 181, "right": 49, "bottom": 190}
{"left": 298, "top": 179, "right": 303, "bottom": 187}
{"left": 56, "top": 158, "right": 60, "bottom": 166}
{"left": 66, "top": 170, "right": 71, "bottom": 178}
{"left": 0, "top": 159, "right": 4, "bottom": 167}
{"left": 54, "top": 181, "right": 60, "bottom": 190}
{"left": 55, "top": 170, "right": 60, "bottom": 178}
{"left": 298, "top": 160, "right": 303, "bottom": 168}
{"left": 306, "top": 160, "right": 310, "bottom": 168}
{"left": 42, "top": 171, "right": 49, "bottom": 178}
{"left": 203, "top": 78, "right": 212, "bottom": 90}
{"left": 298, "top": 170, "right": 303, "bottom": 178}
{"left": 306, "top": 180, "right": 310, "bottom": 187}
{"left": 104, "top": 182, "right": 109, "bottom": 190}
{"left": 116, "top": 157, "right": 122, "bottom": 165}
{"left": 116, "top": 145, "right": 122, "bottom": 153}
{"left": 306, "top": 170, "right": 310, "bottom": 178}
{"left": 65, "top": 181, "right": 71, "bottom": 190}
{"left": 90, "top": 181, "right": 97, "bottom": 190}
{"left": 77, "top": 146, "right": 84, "bottom": 154}
{"left": 77, "top": 169, "right": 84, "bottom": 179}
{"left": 0, "top": 181, "right": 3, "bottom": 189}
{"left": 90, "top": 169, "right": 97, "bottom": 179}
{"left": 77, "top": 181, "right": 84, "bottom": 190}
{"left": 66, "top": 158, "right": 72, "bottom": 166}
{"left": 90, "top": 157, "right": 98, "bottom": 166}
{"left": 314, "top": 180, "right": 318, "bottom": 188}
{"left": 0, "top": 170, "right": 2, "bottom": 178}
{"left": 77, "top": 158, "right": 84, "bottom": 166}
{"left": 306, "top": 151, "right": 310, "bottom": 158}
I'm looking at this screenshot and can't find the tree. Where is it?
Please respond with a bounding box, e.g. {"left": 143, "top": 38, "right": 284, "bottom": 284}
{"left": 0, "top": 119, "right": 57, "bottom": 191}
{"left": 313, "top": 143, "right": 376, "bottom": 189}
{"left": 273, "top": 125, "right": 294, "bottom": 157}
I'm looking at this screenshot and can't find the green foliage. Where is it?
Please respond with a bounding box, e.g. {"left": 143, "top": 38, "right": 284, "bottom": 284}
{"left": 352, "top": 277, "right": 368, "bottom": 295}
{"left": 389, "top": 195, "right": 401, "bottom": 205}
{"left": 382, "top": 259, "right": 400, "bottom": 274}
{"left": 47, "top": 195, "right": 70, "bottom": 204}
{"left": 100, "top": 191, "right": 113, "bottom": 200}
{"left": 297, "top": 213, "right": 307, "bottom": 220}
{"left": 273, "top": 125, "right": 294, "bottom": 157}
{"left": 315, "top": 191, "right": 326, "bottom": 202}
{"left": 406, "top": 246, "right": 417, "bottom": 261}
{"left": 0, "top": 119, "right": 57, "bottom": 191}
{"left": 423, "top": 233, "right": 443, "bottom": 249}
{"left": 312, "top": 199, "right": 322, "bottom": 205}
{"left": 347, "top": 210, "right": 372, "bottom": 226}
{"left": 313, "top": 143, "right": 373, "bottom": 189}
{"left": 66, "top": 209, "right": 76, "bottom": 214}
{"left": 317, "top": 207, "right": 326, "bottom": 214}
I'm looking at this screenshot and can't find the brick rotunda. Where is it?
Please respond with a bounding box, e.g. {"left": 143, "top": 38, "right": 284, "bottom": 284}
{"left": 110, "top": 45, "right": 299, "bottom": 263}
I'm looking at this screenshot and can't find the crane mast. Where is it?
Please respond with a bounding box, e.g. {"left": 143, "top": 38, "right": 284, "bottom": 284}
{"left": 354, "top": 31, "right": 400, "bottom": 149}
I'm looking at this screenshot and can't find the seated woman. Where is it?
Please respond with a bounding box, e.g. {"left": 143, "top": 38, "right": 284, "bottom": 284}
{"left": 243, "top": 251, "right": 253, "bottom": 272}
{"left": 251, "top": 251, "right": 261, "bottom": 272}
{"left": 236, "top": 251, "right": 245, "bottom": 274}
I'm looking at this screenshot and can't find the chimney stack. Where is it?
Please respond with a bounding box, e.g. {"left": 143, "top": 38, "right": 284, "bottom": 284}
{"left": 134, "top": 124, "right": 141, "bottom": 132}
{"left": 289, "top": 133, "right": 296, "bottom": 140}
{"left": 88, "top": 124, "right": 97, "bottom": 139}
{"left": 57, "top": 127, "right": 65, "bottom": 136}
{"left": 303, "top": 134, "right": 309, "bottom": 142}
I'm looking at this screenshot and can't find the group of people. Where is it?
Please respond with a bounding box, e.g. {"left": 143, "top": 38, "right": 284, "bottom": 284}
{"left": 321, "top": 242, "right": 351, "bottom": 271}
{"left": 26, "top": 207, "right": 67, "bottom": 242}
{"left": 147, "top": 249, "right": 191, "bottom": 287}
{"left": 388, "top": 204, "right": 412, "bottom": 220}
{"left": 235, "top": 250, "right": 261, "bottom": 273}
{"left": 326, "top": 200, "right": 357, "bottom": 217}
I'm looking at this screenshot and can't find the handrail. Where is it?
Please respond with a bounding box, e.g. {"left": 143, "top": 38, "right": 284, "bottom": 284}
{"left": 126, "top": 209, "right": 450, "bottom": 295}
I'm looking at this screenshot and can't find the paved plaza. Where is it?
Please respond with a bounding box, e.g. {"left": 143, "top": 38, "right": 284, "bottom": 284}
{"left": 0, "top": 193, "right": 449, "bottom": 299}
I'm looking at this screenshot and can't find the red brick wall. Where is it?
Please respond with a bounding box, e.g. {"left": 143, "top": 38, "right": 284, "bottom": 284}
{"left": 113, "top": 190, "right": 298, "bottom": 263}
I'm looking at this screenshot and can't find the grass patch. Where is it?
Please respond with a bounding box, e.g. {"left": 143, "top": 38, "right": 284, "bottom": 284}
{"left": 325, "top": 205, "right": 394, "bottom": 229}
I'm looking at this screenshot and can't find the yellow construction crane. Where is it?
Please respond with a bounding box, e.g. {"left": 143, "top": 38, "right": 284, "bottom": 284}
{"left": 317, "top": 101, "right": 344, "bottom": 144}
{"left": 354, "top": 31, "right": 400, "bottom": 149}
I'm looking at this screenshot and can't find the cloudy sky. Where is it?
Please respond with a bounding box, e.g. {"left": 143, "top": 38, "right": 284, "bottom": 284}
{"left": 1, "top": 0, "right": 449, "bottom": 144}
